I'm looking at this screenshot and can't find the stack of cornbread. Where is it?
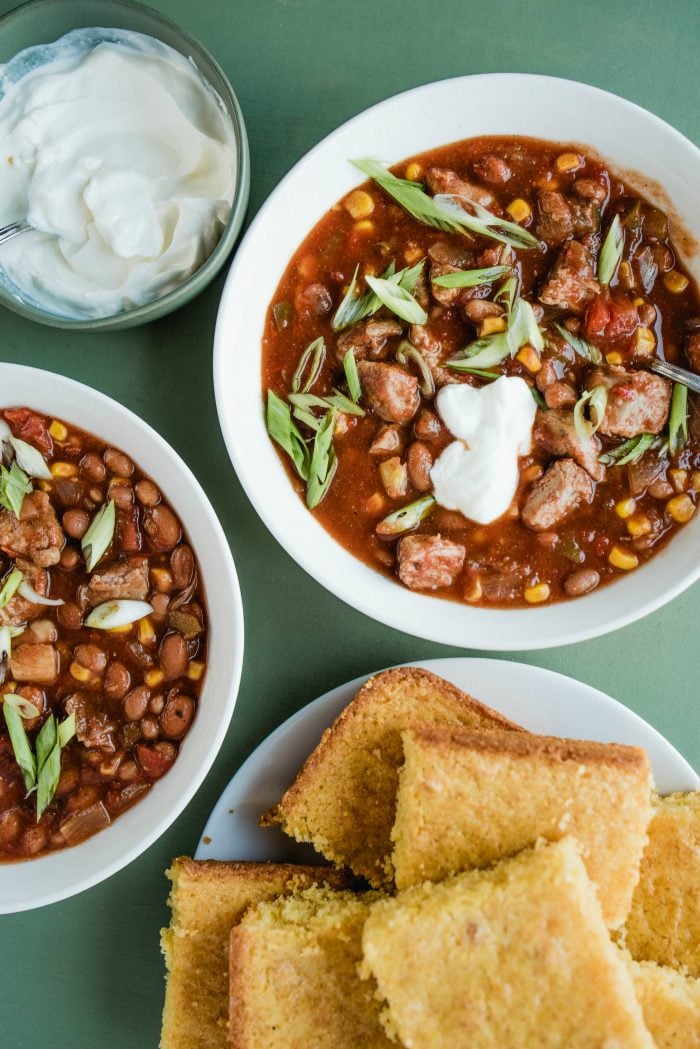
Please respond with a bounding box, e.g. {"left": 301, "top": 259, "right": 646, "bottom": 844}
{"left": 159, "top": 668, "right": 700, "bottom": 1049}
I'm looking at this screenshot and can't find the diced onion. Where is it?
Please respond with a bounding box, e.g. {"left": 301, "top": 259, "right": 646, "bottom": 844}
{"left": 85, "top": 600, "right": 153, "bottom": 630}
{"left": 18, "top": 579, "right": 64, "bottom": 607}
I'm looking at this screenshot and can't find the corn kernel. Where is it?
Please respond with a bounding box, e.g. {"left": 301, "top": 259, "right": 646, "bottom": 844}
{"left": 608, "top": 546, "right": 639, "bottom": 571}
{"left": 626, "top": 514, "right": 651, "bottom": 537}
{"left": 617, "top": 261, "right": 635, "bottom": 289}
{"left": 521, "top": 463, "right": 544, "bottom": 484}
{"left": 50, "top": 461, "right": 77, "bottom": 478}
{"left": 506, "top": 198, "right": 531, "bottom": 223}
{"left": 138, "top": 618, "right": 156, "bottom": 643}
{"left": 669, "top": 468, "right": 688, "bottom": 493}
{"left": 403, "top": 245, "right": 423, "bottom": 264}
{"left": 405, "top": 162, "right": 422, "bottom": 181}
{"left": 691, "top": 471, "right": 700, "bottom": 493}
{"left": 606, "top": 351, "right": 624, "bottom": 365}
{"left": 478, "top": 315, "right": 507, "bottom": 337}
{"left": 516, "top": 344, "right": 541, "bottom": 373}
{"left": 187, "top": 661, "right": 206, "bottom": 682}
{"left": 365, "top": 492, "right": 386, "bottom": 515}
{"left": 150, "top": 568, "right": 172, "bottom": 592}
{"left": 536, "top": 176, "right": 560, "bottom": 190}
{"left": 463, "top": 577, "right": 483, "bottom": 604}
{"left": 524, "top": 582, "right": 551, "bottom": 604}
{"left": 69, "top": 661, "right": 93, "bottom": 683}
{"left": 49, "top": 420, "right": 68, "bottom": 442}
{"left": 555, "top": 152, "right": 582, "bottom": 172}
{"left": 145, "top": 668, "right": 165, "bottom": 688}
{"left": 344, "top": 189, "right": 375, "bottom": 220}
{"left": 37, "top": 479, "right": 52, "bottom": 493}
{"left": 663, "top": 270, "right": 689, "bottom": 294}
{"left": 108, "top": 623, "right": 133, "bottom": 635}
{"left": 615, "top": 497, "right": 636, "bottom": 519}
{"left": 353, "top": 219, "right": 374, "bottom": 233}
{"left": 634, "top": 327, "right": 656, "bottom": 355}
{"left": 666, "top": 494, "right": 695, "bottom": 523}
{"left": 633, "top": 297, "right": 645, "bottom": 307}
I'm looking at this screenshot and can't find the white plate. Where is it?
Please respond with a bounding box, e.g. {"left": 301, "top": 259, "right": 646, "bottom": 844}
{"left": 213, "top": 73, "right": 700, "bottom": 651}
{"left": 196, "top": 658, "right": 698, "bottom": 863}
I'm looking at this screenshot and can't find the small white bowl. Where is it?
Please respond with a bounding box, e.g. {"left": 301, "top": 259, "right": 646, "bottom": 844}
{"left": 214, "top": 73, "right": 700, "bottom": 651}
{"left": 0, "top": 363, "right": 244, "bottom": 912}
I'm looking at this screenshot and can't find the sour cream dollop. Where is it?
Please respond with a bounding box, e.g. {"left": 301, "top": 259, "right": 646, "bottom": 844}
{"left": 430, "top": 377, "right": 536, "bottom": 524}
{"left": 0, "top": 29, "right": 237, "bottom": 319}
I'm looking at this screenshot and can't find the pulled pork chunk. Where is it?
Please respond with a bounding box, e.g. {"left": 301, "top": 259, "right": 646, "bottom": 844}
{"left": 573, "top": 179, "right": 608, "bottom": 206}
{"left": 533, "top": 409, "right": 606, "bottom": 481}
{"left": 335, "top": 318, "right": 402, "bottom": 363}
{"left": 428, "top": 241, "right": 473, "bottom": 306}
{"left": 425, "top": 167, "right": 495, "bottom": 209}
{"left": 357, "top": 362, "right": 420, "bottom": 424}
{"left": 535, "top": 191, "right": 600, "bottom": 246}
{"left": 369, "top": 425, "right": 403, "bottom": 458}
{"left": 472, "top": 153, "right": 511, "bottom": 185}
{"left": 0, "top": 491, "right": 63, "bottom": 568}
{"left": 586, "top": 367, "right": 672, "bottom": 438}
{"left": 522, "top": 459, "right": 594, "bottom": 531}
{"left": 397, "top": 534, "right": 466, "bottom": 591}
{"left": 86, "top": 557, "right": 150, "bottom": 607}
{"left": 543, "top": 381, "right": 578, "bottom": 410}
{"left": 64, "top": 693, "right": 117, "bottom": 752}
{"left": 408, "top": 324, "right": 461, "bottom": 389}
{"left": 10, "top": 642, "right": 59, "bottom": 685}
{"left": 0, "top": 559, "right": 49, "bottom": 627}
{"left": 538, "top": 241, "right": 599, "bottom": 312}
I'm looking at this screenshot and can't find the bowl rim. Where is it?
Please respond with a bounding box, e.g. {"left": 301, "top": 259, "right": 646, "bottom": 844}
{"left": 0, "top": 362, "right": 244, "bottom": 912}
{"left": 213, "top": 72, "right": 700, "bottom": 651}
{"left": 0, "top": 0, "right": 250, "bottom": 331}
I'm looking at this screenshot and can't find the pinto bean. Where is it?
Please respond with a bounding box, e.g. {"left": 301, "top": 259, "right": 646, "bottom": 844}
{"left": 564, "top": 568, "right": 601, "bottom": 596}
{"left": 143, "top": 505, "right": 181, "bottom": 551}
{"left": 170, "top": 545, "right": 194, "bottom": 589}
{"left": 135, "top": 479, "right": 160, "bottom": 507}
{"left": 104, "top": 661, "right": 131, "bottom": 700}
{"left": 60, "top": 548, "right": 80, "bottom": 571}
{"left": 123, "top": 686, "right": 150, "bottom": 722}
{"left": 160, "top": 632, "right": 188, "bottom": 680}
{"left": 150, "top": 593, "right": 170, "bottom": 622}
{"left": 140, "top": 716, "right": 159, "bottom": 740}
{"left": 414, "top": 410, "right": 443, "bottom": 441}
{"left": 160, "top": 692, "right": 195, "bottom": 739}
{"left": 406, "top": 441, "right": 433, "bottom": 492}
{"left": 80, "top": 453, "right": 106, "bottom": 482}
{"left": 62, "top": 508, "right": 90, "bottom": 539}
{"left": 104, "top": 448, "right": 134, "bottom": 477}
{"left": 57, "top": 602, "right": 83, "bottom": 630}
{"left": 74, "top": 644, "right": 107, "bottom": 673}
{"left": 108, "top": 481, "right": 135, "bottom": 510}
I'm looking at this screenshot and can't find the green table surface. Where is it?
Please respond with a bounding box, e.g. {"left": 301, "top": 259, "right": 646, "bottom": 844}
{"left": 1, "top": 0, "right": 699, "bottom": 1045}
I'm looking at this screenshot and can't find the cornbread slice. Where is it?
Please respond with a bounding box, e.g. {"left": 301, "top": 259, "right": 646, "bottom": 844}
{"left": 362, "top": 838, "right": 654, "bottom": 1049}
{"left": 229, "top": 885, "right": 394, "bottom": 1049}
{"left": 627, "top": 957, "right": 700, "bottom": 1048}
{"left": 160, "top": 858, "right": 350, "bottom": 1049}
{"left": 391, "top": 725, "right": 652, "bottom": 927}
{"left": 623, "top": 791, "right": 700, "bottom": 976}
{"left": 261, "top": 667, "right": 522, "bottom": 885}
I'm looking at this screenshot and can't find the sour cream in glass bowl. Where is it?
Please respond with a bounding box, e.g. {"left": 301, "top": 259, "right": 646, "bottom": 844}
{"left": 0, "top": 0, "right": 249, "bottom": 330}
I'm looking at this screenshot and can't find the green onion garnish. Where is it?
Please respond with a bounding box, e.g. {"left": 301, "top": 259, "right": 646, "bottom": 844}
{"left": 574, "top": 385, "right": 608, "bottom": 440}
{"left": 85, "top": 600, "right": 154, "bottom": 631}
{"left": 306, "top": 410, "right": 338, "bottom": 510}
{"left": 447, "top": 297, "right": 543, "bottom": 372}
{"left": 598, "top": 214, "right": 624, "bottom": 285}
{"left": 343, "top": 350, "right": 362, "bottom": 403}
{"left": 396, "top": 341, "right": 435, "bottom": 398}
{"left": 431, "top": 265, "right": 511, "bottom": 289}
{"left": 291, "top": 337, "right": 326, "bottom": 394}
{"left": 266, "top": 391, "right": 311, "bottom": 481}
{"left": 364, "top": 275, "right": 428, "bottom": 325}
{"left": 0, "top": 568, "right": 23, "bottom": 610}
{"left": 553, "top": 323, "right": 603, "bottom": 364}
{"left": 288, "top": 390, "right": 365, "bottom": 418}
{"left": 2, "top": 700, "right": 36, "bottom": 792}
{"left": 0, "top": 461, "right": 33, "bottom": 518}
{"left": 431, "top": 194, "right": 540, "bottom": 251}
{"left": 3, "top": 692, "right": 39, "bottom": 720}
{"left": 82, "top": 499, "right": 116, "bottom": 573}
{"left": 332, "top": 259, "right": 422, "bottom": 332}
{"left": 376, "top": 494, "right": 435, "bottom": 537}
{"left": 599, "top": 433, "right": 657, "bottom": 466}
{"left": 668, "top": 382, "right": 688, "bottom": 454}
{"left": 9, "top": 436, "right": 52, "bottom": 480}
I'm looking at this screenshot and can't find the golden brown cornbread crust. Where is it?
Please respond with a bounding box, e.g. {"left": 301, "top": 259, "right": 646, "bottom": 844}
{"left": 160, "top": 858, "right": 350, "bottom": 1049}
{"left": 261, "top": 667, "right": 523, "bottom": 885}
{"left": 627, "top": 955, "right": 700, "bottom": 1049}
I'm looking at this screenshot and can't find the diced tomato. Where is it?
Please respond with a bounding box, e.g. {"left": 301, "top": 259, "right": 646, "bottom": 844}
{"left": 583, "top": 296, "right": 611, "bottom": 339}
{"left": 135, "top": 744, "right": 174, "bottom": 780}
{"left": 3, "top": 407, "right": 53, "bottom": 455}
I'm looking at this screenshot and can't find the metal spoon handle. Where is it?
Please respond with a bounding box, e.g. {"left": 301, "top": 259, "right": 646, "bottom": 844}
{"left": 0, "top": 222, "right": 31, "bottom": 246}
{"left": 648, "top": 358, "right": 700, "bottom": 395}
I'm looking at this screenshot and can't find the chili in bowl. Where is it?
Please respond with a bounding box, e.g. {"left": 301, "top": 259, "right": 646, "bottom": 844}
{"left": 214, "top": 73, "right": 700, "bottom": 650}
{"left": 0, "top": 364, "right": 243, "bottom": 912}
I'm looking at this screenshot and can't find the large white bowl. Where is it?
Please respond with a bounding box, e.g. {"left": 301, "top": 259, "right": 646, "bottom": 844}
{"left": 214, "top": 73, "right": 700, "bottom": 651}
{"left": 0, "top": 364, "right": 244, "bottom": 912}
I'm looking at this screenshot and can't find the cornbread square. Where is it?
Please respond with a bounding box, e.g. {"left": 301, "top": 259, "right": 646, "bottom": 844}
{"left": 624, "top": 791, "right": 700, "bottom": 976}
{"left": 229, "top": 885, "right": 393, "bottom": 1049}
{"left": 160, "top": 858, "right": 349, "bottom": 1049}
{"left": 627, "top": 957, "right": 700, "bottom": 1049}
{"left": 261, "top": 667, "right": 522, "bottom": 886}
{"left": 391, "top": 725, "right": 652, "bottom": 927}
{"left": 362, "top": 838, "right": 654, "bottom": 1049}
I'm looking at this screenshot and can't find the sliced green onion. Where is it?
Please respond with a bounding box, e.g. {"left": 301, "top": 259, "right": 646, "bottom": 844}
{"left": 17, "top": 578, "right": 63, "bottom": 607}
{"left": 331, "top": 260, "right": 406, "bottom": 332}
{"left": 291, "top": 337, "right": 325, "bottom": 394}
{"left": 9, "top": 436, "right": 52, "bottom": 480}
{"left": 0, "top": 626, "right": 11, "bottom": 674}
{"left": 447, "top": 296, "right": 543, "bottom": 372}
{"left": 35, "top": 713, "right": 56, "bottom": 772}
{"left": 292, "top": 407, "right": 322, "bottom": 432}
{"left": 35, "top": 715, "right": 59, "bottom": 821}
{"left": 2, "top": 700, "right": 36, "bottom": 791}
{"left": 599, "top": 433, "right": 657, "bottom": 466}
{"left": 266, "top": 391, "right": 311, "bottom": 481}
{"left": 668, "top": 382, "right": 688, "bottom": 454}
{"left": 553, "top": 323, "right": 603, "bottom": 364}
{"left": 364, "top": 275, "right": 428, "bottom": 325}
{"left": 376, "top": 495, "right": 435, "bottom": 537}
{"left": 0, "top": 568, "right": 23, "bottom": 610}
{"left": 574, "top": 386, "right": 608, "bottom": 440}
{"left": 81, "top": 499, "right": 116, "bottom": 573}
{"left": 432, "top": 194, "right": 540, "bottom": 251}
{"left": 598, "top": 214, "right": 624, "bottom": 285}
{"left": 58, "top": 711, "right": 76, "bottom": 749}
{"left": 3, "top": 692, "right": 39, "bottom": 720}
{"left": 306, "top": 410, "right": 337, "bottom": 510}
{"left": 495, "top": 275, "right": 518, "bottom": 315}
{"left": 85, "top": 600, "right": 153, "bottom": 630}
{"left": 0, "top": 461, "right": 33, "bottom": 518}
{"left": 460, "top": 367, "right": 501, "bottom": 381}
{"left": 343, "top": 349, "right": 362, "bottom": 403}
{"left": 272, "top": 301, "right": 293, "bottom": 331}
{"left": 396, "top": 341, "right": 435, "bottom": 397}
{"left": 432, "top": 265, "right": 511, "bottom": 289}
{"left": 288, "top": 390, "right": 365, "bottom": 418}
